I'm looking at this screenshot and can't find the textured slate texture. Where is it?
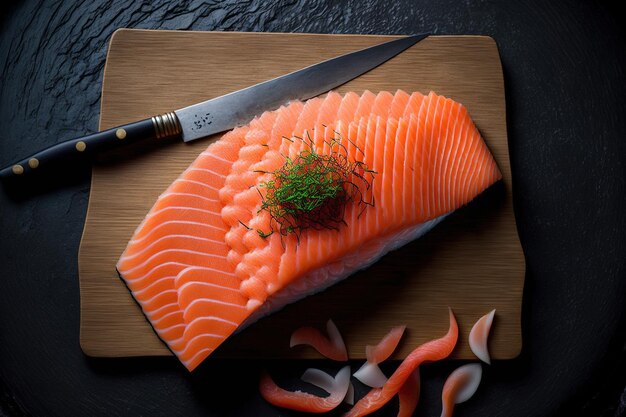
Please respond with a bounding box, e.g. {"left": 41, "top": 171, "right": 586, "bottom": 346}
{"left": 0, "top": 1, "right": 625, "bottom": 416}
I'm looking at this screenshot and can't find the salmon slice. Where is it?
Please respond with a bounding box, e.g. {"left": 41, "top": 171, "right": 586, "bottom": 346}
{"left": 440, "top": 363, "right": 483, "bottom": 417}
{"left": 290, "top": 319, "right": 348, "bottom": 361}
{"left": 260, "top": 366, "right": 351, "bottom": 413}
{"left": 365, "top": 326, "right": 406, "bottom": 364}
{"left": 353, "top": 362, "right": 388, "bottom": 388}
{"left": 117, "top": 91, "right": 501, "bottom": 371}
{"left": 469, "top": 309, "right": 496, "bottom": 364}
{"left": 336, "top": 92, "right": 360, "bottom": 122}
{"left": 354, "top": 325, "right": 407, "bottom": 388}
{"left": 397, "top": 368, "right": 420, "bottom": 417}
{"left": 343, "top": 309, "right": 458, "bottom": 417}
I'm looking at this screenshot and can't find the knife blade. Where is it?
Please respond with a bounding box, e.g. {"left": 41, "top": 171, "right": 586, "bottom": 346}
{"left": 0, "top": 34, "right": 428, "bottom": 179}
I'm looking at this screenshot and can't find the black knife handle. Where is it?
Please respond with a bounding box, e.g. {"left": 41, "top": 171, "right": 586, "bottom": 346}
{"left": 0, "top": 112, "right": 182, "bottom": 180}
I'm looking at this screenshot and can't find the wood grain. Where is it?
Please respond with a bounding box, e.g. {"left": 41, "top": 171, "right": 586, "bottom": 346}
{"left": 78, "top": 29, "right": 524, "bottom": 360}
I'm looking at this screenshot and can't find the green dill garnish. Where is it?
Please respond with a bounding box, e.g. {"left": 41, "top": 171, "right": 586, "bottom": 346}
{"left": 257, "top": 229, "right": 274, "bottom": 238}
{"left": 254, "top": 132, "right": 375, "bottom": 238}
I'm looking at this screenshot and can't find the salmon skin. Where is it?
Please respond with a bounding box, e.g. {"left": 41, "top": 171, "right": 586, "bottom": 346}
{"left": 117, "top": 90, "right": 502, "bottom": 371}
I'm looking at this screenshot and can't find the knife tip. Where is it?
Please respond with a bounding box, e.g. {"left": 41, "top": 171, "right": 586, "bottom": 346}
{"left": 407, "top": 33, "right": 429, "bottom": 42}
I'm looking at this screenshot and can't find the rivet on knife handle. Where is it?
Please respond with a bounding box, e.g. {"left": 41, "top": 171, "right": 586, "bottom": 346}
{"left": 0, "top": 112, "right": 182, "bottom": 179}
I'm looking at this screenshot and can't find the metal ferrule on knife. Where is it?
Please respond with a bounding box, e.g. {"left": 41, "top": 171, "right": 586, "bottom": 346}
{"left": 152, "top": 112, "right": 182, "bottom": 139}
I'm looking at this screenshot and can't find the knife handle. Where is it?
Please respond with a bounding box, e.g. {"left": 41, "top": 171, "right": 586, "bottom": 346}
{"left": 0, "top": 112, "right": 182, "bottom": 180}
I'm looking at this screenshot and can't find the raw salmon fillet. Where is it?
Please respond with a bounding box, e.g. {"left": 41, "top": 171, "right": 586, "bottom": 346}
{"left": 117, "top": 90, "right": 501, "bottom": 371}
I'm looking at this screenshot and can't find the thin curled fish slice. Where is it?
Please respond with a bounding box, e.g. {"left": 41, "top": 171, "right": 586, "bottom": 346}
{"left": 440, "top": 363, "right": 483, "bottom": 417}
{"left": 301, "top": 368, "right": 338, "bottom": 393}
{"left": 259, "top": 366, "right": 350, "bottom": 413}
{"left": 301, "top": 367, "right": 355, "bottom": 406}
{"left": 354, "top": 325, "right": 407, "bottom": 387}
{"left": 469, "top": 309, "right": 496, "bottom": 364}
{"left": 366, "top": 325, "right": 406, "bottom": 364}
{"left": 343, "top": 309, "right": 459, "bottom": 417}
{"left": 397, "top": 369, "right": 420, "bottom": 417}
{"left": 116, "top": 90, "right": 501, "bottom": 371}
{"left": 353, "top": 362, "right": 388, "bottom": 388}
{"left": 290, "top": 319, "right": 348, "bottom": 361}
{"left": 345, "top": 382, "right": 355, "bottom": 405}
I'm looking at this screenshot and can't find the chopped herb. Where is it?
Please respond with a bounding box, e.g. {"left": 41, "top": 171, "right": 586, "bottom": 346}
{"left": 255, "top": 131, "right": 375, "bottom": 238}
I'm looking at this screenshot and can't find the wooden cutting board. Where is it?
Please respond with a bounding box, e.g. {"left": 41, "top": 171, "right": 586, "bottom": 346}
{"left": 78, "top": 29, "right": 524, "bottom": 360}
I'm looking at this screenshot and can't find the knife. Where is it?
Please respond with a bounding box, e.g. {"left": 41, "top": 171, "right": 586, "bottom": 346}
{"left": 0, "top": 34, "right": 428, "bottom": 179}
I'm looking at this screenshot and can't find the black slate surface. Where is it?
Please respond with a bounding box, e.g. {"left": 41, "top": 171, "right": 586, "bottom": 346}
{"left": 1, "top": 1, "right": 625, "bottom": 416}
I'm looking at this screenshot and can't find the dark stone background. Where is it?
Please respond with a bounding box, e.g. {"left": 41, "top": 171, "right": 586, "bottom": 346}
{"left": 1, "top": 1, "right": 624, "bottom": 416}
